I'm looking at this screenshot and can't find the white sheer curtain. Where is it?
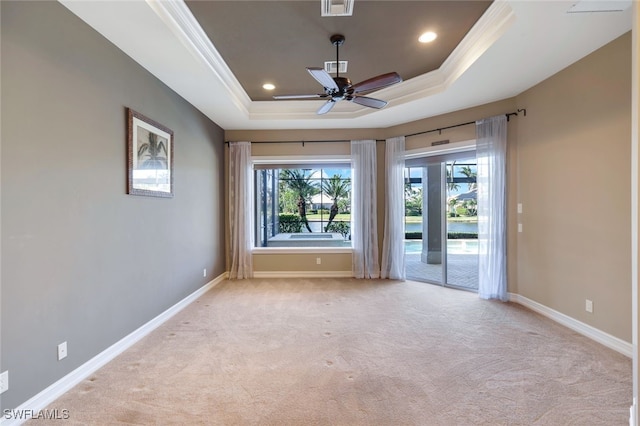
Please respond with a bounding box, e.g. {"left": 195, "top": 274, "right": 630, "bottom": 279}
{"left": 476, "top": 115, "right": 508, "bottom": 300}
{"left": 381, "top": 136, "right": 406, "bottom": 280}
{"left": 351, "top": 140, "right": 380, "bottom": 279}
{"left": 228, "top": 141, "right": 253, "bottom": 279}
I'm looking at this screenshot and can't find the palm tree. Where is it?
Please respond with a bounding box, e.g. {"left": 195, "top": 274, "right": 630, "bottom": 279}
{"left": 405, "top": 187, "right": 422, "bottom": 216}
{"left": 463, "top": 199, "right": 478, "bottom": 216}
{"left": 446, "top": 163, "right": 460, "bottom": 192}
{"left": 281, "top": 169, "right": 319, "bottom": 232}
{"left": 137, "top": 132, "right": 168, "bottom": 169}
{"left": 460, "top": 165, "right": 477, "bottom": 191}
{"left": 322, "top": 175, "right": 350, "bottom": 232}
{"left": 448, "top": 197, "right": 460, "bottom": 217}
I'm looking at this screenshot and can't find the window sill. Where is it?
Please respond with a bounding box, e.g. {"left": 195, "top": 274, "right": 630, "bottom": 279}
{"left": 252, "top": 247, "right": 353, "bottom": 255}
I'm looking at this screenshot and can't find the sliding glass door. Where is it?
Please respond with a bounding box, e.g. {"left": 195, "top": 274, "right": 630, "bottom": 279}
{"left": 444, "top": 157, "right": 478, "bottom": 289}
{"left": 404, "top": 151, "right": 478, "bottom": 291}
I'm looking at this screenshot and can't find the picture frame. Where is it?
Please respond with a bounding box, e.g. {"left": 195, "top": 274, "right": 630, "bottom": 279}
{"left": 127, "top": 108, "right": 174, "bottom": 198}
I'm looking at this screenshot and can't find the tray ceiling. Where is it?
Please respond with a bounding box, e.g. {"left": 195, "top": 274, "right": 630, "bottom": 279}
{"left": 58, "top": 0, "right": 632, "bottom": 130}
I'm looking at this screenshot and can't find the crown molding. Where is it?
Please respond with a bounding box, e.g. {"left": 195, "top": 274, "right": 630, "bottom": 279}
{"left": 147, "top": 0, "right": 515, "bottom": 122}
{"left": 373, "top": 0, "right": 516, "bottom": 107}
{"left": 440, "top": 0, "right": 516, "bottom": 87}
{"left": 146, "top": 0, "right": 252, "bottom": 115}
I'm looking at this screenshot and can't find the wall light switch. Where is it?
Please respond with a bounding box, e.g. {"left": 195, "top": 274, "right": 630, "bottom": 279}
{"left": 316, "top": 257, "right": 321, "bottom": 265}
{"left": 0, "top": 370, "right": 8, "bottom": 394}
{"left": 517, "top": 203, "right": 523, "bottom": 214}
{"left": 58, "top": 341, "right": 68, "bottom": 361}
{"left": 518, "top": 223, "right": 523, "bottom": 233}
{"left": 586, "top": 299, "right": 593, "bottom": 313}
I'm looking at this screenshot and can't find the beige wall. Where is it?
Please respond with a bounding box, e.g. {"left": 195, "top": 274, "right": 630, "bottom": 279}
{"left": 252, "top": 253, "right": 353, "bottom": 275}
{"left": 226, "top": 33, "right": 632, "bottom": 344}
{"left": 227, "top": 98, "right": 519, "bottom": 279}
{"left": 515, "top": 33, "right": 632, "bottom": 341}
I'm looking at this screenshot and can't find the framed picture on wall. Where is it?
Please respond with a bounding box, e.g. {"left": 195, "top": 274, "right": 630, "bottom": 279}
{"left": 127, "top": 108, "right": 174, "bottom": 198}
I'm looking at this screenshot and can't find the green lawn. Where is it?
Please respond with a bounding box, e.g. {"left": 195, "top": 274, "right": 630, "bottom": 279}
{"left": 448, "top": 216, "right": 478, "bottom": 222}
{"left": 306, "top": 213, "right": 350, "bottom": 221}
{"left": 305, "top": 213, "right": 477, "bottom": 223}
{"left": 405, "top": 216, "right": 477, "bottom": 223}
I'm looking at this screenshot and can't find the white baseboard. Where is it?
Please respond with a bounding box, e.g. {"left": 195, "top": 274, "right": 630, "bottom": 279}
{"left": 3, "top": 277, "right": 629, "bottom": 426}
{"left": 1, "top": 272, "right": 228, "bottom": 426}
{"left": 253, "top": 271, "right": 353, "bottom": 278}
{"left": 509, "top": 292, "right": 633, "bottom": 358}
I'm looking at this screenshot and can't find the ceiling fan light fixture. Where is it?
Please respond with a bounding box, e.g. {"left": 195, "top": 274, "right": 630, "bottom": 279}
{"left": 418, "top": 31, "right": 437, "bottom": 43}
{"left": 321, "top": 0, "right": 354, "bottom": 17}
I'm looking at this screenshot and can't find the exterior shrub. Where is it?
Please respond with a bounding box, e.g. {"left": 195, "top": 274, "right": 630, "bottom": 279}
{"left": 326, "top": 221, "right": 350, "bottom": 239}
{"left": 279, "top": 214, "right": 303, "bottom": 233}
{"left": 404, "top": 232, "right": 478, "bottom": 240}
{"left": 448, "top": 232, "right": 478, "bottom": 239}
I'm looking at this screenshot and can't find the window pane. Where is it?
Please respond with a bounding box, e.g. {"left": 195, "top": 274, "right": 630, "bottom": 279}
{"left": 254, "top": 167, "right": 352, "bottom": 248}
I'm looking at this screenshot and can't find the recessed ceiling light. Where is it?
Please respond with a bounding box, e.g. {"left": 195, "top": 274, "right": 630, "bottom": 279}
{"left": 263, "top": 83, "right": 275, "bottom": 90}
{"left": 418, "top": 32, "right": 437, "bottom": 43}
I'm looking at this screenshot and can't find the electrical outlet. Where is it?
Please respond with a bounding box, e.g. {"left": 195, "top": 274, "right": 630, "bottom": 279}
{"left": 518, "top": 223, "right": 523, "bottom": 233}
{"left": 203, "top": 268, "right": 207, "bottom": 277}
{"left": 0, "top": 371, "right": 8, "bottom": 394}
{"left": 585, "top": 299, "right": 593, "bottom": 313}
{"left": 517, "top": 203, "right": 523, "bottom": 214}
{"left": 316, "top": 257, "right": 321, "bottom": 265}
{"left": 58, "top": 341, "right": 68, "bottom": 361}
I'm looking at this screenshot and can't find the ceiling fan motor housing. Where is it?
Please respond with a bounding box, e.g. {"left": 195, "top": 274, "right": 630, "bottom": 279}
{"left": 329, "top": 76, "right": 352, "bottom": 99}
{"left": 330, "top": 34, "right": 345, "bottom": 46}
{"left": 273, "top": 33, "right": 401, "bottom": 114}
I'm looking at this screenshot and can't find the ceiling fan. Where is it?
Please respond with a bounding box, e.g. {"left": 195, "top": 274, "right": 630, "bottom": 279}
{"left": 273, "top": 34, "right": 403, "bottom": 115}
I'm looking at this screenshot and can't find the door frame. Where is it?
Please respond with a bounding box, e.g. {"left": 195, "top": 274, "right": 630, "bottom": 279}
{"left": 404, "top": 139, "right": 477, "bottom": 289}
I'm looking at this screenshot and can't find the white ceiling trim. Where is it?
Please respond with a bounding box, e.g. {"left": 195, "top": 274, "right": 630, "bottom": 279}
{"left": 58, "top": 0, "right": 251, "bottom": 128}
{"left": 440, "top": 0, "right": 515, "bottom": 88}
{"left": 58, "top": 0, "right": 632, "bottom": 130}
{"left": 144, "top": 0, "right": 515, "bottom": 122}
{"left": 146, "top": 0, "right": 252, "bottom": 115}
{"left": 379, "top": 0, "right": 515, "bottom": 108}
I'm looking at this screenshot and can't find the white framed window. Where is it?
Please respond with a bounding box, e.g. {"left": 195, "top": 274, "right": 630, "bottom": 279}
{"left": 253, "top": 156, "right": 352, "bottom": 249}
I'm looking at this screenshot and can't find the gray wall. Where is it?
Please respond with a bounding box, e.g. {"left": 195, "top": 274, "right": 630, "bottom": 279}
{"left": 1, "top": 1, "right": 225, "bottom": 410}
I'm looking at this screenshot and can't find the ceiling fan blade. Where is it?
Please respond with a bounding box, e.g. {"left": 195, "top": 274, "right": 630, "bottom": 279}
{"left": 351, "top": 96, "right": 388, "bottom": 109}
{"left": 307, "top": 67, "right": 339, "bottom": 91}
{"left": 351, "top": 72, "right": 402, "bottom": 94}
{"left": 317, "top": 100, "right": 337, "bottom": 115}
{"left": 273, "top": 94, "right": 327, "bottom": 100}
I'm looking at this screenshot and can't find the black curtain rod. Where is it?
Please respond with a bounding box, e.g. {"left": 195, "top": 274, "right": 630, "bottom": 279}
{"left": 225, "top": 108, "right": 526, "bottom": 146}
{"left": 225, "top": 138, "right": 351, "bottom": 146}
{"left": 404, "top": 108, "right": 526, "bottom": 138}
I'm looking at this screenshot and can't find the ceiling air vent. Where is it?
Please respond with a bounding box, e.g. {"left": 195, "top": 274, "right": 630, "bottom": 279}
{"left": 321, "top": 0, "right": 354, "bottom": 17}
{"left": 566, "top": 0, "right": 631, "bottom": 13}
{"left": 324, "top": 61, "right": 348, "bottom": 74}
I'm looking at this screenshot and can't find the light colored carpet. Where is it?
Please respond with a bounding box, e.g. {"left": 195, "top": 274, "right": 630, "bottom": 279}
{"left": 34, "top": 278, "right": 631, "bottom": 425}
